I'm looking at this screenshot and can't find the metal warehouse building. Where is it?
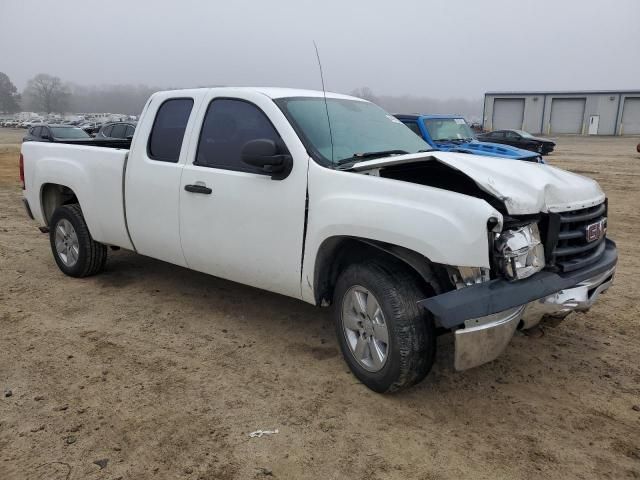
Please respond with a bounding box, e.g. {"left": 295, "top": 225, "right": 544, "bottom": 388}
{"left": 483, "top": 90, "right": 640, "bottom": 135}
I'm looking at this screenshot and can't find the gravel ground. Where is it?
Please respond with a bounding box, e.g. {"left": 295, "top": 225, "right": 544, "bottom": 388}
{"left": 0, "top": 129, "right": 639, "bottom": 479}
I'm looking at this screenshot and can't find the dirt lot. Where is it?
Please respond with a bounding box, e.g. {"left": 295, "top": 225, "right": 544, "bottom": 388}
{"left": 0, "top": 128, "right": 639, "bottom": 480}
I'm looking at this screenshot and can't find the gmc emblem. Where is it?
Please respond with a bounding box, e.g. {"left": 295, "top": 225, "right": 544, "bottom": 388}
{"left": 585, "top": 218, "right": 606, "bottom": 243}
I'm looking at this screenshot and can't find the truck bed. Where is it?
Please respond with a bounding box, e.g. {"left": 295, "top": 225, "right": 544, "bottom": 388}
{"left": 22, "top": 141, "right": 134, "bottom": 250}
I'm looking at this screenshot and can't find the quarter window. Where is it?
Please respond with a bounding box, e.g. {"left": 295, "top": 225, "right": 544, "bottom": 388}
{"left": 148, "top": 98, "right": 194, "bottom": 162}
{"left": 195, "top": 99, "right": 283, "bottom": 174}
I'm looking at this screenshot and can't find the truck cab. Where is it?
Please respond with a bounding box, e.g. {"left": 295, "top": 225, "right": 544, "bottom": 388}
{"left": 395, "top": 114, "right": 543, "bottom": 162}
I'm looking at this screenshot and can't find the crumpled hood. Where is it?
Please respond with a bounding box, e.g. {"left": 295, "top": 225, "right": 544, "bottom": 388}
{"left": 349, "top": 151, "right": 605, "bottom": 215}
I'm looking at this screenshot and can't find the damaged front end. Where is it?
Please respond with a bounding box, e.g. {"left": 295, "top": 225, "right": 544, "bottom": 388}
{"left": 423, "top": 224, "right": 616, "bottom": 371}
{"left": 348, "top": 151, "right": 616, "bottom": 371}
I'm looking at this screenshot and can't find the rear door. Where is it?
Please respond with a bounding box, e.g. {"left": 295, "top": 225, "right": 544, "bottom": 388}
{"left": 178, "top": 90, "right": 308, "bottom": 299}
{"left": 125, "top": 92, "right": 205, "bottom": 266}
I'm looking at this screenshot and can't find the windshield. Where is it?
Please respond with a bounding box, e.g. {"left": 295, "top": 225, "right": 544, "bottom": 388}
{"left": 423, "top": 118, "right": 474, "bottom": 142}
{"left": 275, "top": 97, "right": 431, "bottom": 167}
{"left": 51, "top": 127, "right": 91, "bottom": 139}
{"left": 514, "top": 130, "right": 535, "bottom": 138}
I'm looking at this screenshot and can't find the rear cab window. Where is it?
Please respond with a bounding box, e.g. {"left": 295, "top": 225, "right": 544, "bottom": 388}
{"left": 148, "top": 98, "right": 194, "bottom": 162}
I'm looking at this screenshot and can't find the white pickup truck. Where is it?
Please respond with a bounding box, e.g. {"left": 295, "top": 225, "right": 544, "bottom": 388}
{"left": 20, "top": 87, "right": 617, "bottom": 392}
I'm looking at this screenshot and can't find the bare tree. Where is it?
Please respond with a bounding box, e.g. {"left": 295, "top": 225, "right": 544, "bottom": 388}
{"left": 349, "top": 87, "right": 379, "bottom": 103}
{"left": 0, "top": 72, "right": 20, "bottom": 113}
{"left": 23, "top": 74, "right": 70, "bottom": 113}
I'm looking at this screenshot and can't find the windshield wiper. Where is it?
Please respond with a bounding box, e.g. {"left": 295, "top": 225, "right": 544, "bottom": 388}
{"left": 336, "top": 149, "right": 409, "bottom": 166}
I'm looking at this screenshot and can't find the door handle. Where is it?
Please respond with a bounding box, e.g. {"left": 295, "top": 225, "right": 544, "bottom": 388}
{"left": 184, "top": 184, "right": 212, "bottom": 194}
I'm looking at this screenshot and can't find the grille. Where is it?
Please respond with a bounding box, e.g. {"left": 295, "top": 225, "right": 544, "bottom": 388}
{"left": 545, "top": 201, "right": 607, "bottom": 272}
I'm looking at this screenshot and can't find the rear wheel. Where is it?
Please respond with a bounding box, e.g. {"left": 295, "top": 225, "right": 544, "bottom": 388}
{"left": 333, "top": 260, "right": 436, "bottom": 393}
{"left": 49, "top": 204, "right": 107, "bottom": 277}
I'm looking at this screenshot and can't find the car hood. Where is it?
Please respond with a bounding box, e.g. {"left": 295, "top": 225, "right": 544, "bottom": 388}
{"left": 528, "top": 136, "right": 555, "bottom": 144}
{"left": 347, "top": 151, "right": 604, "bottom": 215}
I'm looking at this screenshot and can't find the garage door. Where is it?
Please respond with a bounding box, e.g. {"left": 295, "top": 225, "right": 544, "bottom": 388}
{"left": 550, "top": 98, "right": 585, "bottom": 134}
{"left": 621, "top": 97, "right": 640, "bottom": 134}
{"left": 492, "top": 98, "right": 524, "bottom": 130}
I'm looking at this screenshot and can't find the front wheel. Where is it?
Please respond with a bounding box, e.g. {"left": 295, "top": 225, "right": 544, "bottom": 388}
{"left": 49, "top": 204, "right": 107, "bottom": 277}
{"left": 333, "top": 260, "right": 436, "bottom": 393}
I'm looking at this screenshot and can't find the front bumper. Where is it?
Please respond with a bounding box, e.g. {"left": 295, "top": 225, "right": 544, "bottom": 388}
{"left": 420, "top": 239, "right": 617, "bottom": 371}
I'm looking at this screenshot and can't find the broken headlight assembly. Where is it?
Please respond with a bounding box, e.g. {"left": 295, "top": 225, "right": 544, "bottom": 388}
{"left": 449, "top": 266, "right": 491, "bottom": 289}
{"left": 494, "top": 223, "right": 545, "bottom": 280}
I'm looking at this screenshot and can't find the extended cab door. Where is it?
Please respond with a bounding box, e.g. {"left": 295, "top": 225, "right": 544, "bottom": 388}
{"left": 178, "top": 90, "right": 309, "bottom": 299}
{"left": 125, "top": 92, "right": 204, "bottom": 266}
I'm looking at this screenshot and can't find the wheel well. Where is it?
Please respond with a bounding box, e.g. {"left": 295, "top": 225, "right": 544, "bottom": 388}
{"left": 313, "top": 237, "right": 449, "bottom": 306}
{"left": 41, "top": 183, "right": 79, "bottom": 226}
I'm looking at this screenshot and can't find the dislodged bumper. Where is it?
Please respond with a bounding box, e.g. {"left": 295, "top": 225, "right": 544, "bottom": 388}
{"left": 420, "top": 239, "right": 617, "bottom": 371}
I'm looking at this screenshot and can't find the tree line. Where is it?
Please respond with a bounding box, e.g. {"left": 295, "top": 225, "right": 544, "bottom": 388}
{"left": 0, "top": 72, "right": 156, "bottom": 116}
{"left": 0, "top": 72, "right": 481, "bottom": 120}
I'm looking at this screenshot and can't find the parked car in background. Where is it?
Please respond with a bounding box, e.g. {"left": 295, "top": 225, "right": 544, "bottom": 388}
{"left": 477, "top": 129, "right": 556, "bottom": 155}
{"left": 23, "top": 124, "right": 92, "bottom": 143}
{"left": 95, "top": 121, "right": 137, "bottom": 140}
{"left": 20, "top": 120, "right": 43, "bottom": 128}
{"left": 79, "top": 122, "right": 102, "bottom": 136}
{"left": 469, "top": 122, "right": 484, "bottom": 133}
{"left": 396, "top": 114, "right": 542, "bottom": 162}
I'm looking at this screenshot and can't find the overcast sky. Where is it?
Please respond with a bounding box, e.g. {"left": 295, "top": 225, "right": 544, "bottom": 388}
{"left": 2, "top": 0, "right": 639, "bottom": 99}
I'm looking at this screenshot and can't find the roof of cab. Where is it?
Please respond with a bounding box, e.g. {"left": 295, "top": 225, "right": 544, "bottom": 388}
{"left": 153, "top": 86, "right": 364, "bottom": 101}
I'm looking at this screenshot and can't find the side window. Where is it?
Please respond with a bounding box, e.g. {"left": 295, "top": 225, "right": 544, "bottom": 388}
{"left": 111, "top": 123, "right": 127, "bottom": 138}
{"left": 505, "top": 131, "right": 519, "bottom": 139}
{"left": 125, "top": 125, "right": 135, "bottom": 138}
{"left": 402, "top": 121, "right": 423, "bottom": 137}
{"left": 29, "top": 127, "right": 38, "bottom": 136}
{"left": 492, "top": 131, "right": 505, "bottom": 138}
{"left": 148, "top": 98, "right": 194, "bottom": 162}
{"left": 195, "top": 98, "right": 283, "bottom": 174}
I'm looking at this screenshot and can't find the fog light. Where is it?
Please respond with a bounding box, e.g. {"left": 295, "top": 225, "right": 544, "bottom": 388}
{"left": 495, "top": 223, "right": 545, "bottom": 280}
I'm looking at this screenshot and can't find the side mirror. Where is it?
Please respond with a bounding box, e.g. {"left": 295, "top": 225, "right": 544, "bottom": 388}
{"left": 126, "top": 134, "right": 134, "bottom": 140}
{"left": 241, "top": 139, "right": 293, "bottom": 180}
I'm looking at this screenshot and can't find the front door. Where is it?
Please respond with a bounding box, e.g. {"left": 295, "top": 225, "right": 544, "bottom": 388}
{"left": 588, "top": 115, "right": 600, "bottom": 135}
{"left": 178, "top": 91, "right": 308, "bottom": 299}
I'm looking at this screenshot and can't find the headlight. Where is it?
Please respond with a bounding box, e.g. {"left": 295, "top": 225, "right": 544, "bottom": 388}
{"left": 494, "top": 223, "right": 545, "bottom": 280}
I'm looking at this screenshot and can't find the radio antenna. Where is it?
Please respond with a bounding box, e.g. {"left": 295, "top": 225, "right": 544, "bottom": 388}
{"left": 313, "top": 40, "right": 334, "bottom": 162}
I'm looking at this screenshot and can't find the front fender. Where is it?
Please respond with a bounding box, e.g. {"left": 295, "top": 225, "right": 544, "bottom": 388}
{"left": 301, "top": 161, "right": 501, "bottom": 303}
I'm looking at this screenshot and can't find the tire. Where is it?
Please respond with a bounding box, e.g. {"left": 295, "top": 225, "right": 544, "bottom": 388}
{"left": 49, "top": 204, "right": 107, "bottom": 277}
{"left": 333, "top": 260, "right": 436, "bottom": 393}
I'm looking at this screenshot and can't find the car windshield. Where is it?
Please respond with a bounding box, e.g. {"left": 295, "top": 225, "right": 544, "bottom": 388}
{"left": 50, "top": 127, "right": 91, "bottom": 139}
{"left": 423, "top": 118, "right": 474, "bottom": 142}
{"left": 275, "top": 97, "right": 431, "bottom": 167}
{"left": 514, "top": 130, "right": 535, "bottom": 138}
